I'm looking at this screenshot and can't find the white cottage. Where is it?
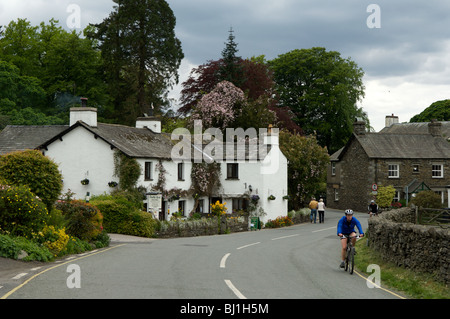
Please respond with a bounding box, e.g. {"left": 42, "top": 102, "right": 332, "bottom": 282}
{"left": 0, "top": 102, "right": 288, "bottom": 223}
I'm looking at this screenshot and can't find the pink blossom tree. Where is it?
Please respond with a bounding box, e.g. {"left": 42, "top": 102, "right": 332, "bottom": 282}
{"left": 191, "top": 80, "right": 246, "bottom": 130}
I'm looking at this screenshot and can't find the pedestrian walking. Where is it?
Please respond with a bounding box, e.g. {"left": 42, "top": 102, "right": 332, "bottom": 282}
{"left": 309, "top": 197, "right": 318, "bottom": 223}
{"left": 318, "top": 198, "right": 326, "bottom": 223}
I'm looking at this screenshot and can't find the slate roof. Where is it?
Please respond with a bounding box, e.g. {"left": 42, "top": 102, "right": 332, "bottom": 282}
{"left": 379, "top": 121, "right": 450, "bottom": 136}
{"left": 0, "top": 121, "right": 273, "bottom": 160}
{"left": 0, "top": 125, "right": 68, "bottom": 155}
{"left": 331, "top": 121, "right": 450, "bottom": 161}
{"left": 0, "top": 122, "right": 175, "bottom": 159}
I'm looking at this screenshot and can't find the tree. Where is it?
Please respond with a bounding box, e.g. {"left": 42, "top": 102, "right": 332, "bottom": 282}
{"left": 376, "top": 185, "right": 396, "bottom": 208}
{"left": 279, "top": 130, "right": 329, "bottom": 210}
{"left": 218, "top": 28, "right": 244, "bottom": 87}
{"left": 0, "top": 18, "right": 108, "bottom": 120}
{"left": 410, "top": 99, "right": 450, "bottom": 122}
{"left": 269, "top": 48, "right": 367, "bottom": 153}
{"left": 89, "top": 0, "right": 183, "bottom": 125}
{"left": 191, "top": 80, "right": 246, "bottom": 130}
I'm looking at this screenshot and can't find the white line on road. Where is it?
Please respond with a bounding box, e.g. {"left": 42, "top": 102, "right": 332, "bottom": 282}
{"left": 30, "top": 267, "right": 42, "bottom": 271}
{"left": 12, "top": 273, "right": 28, "bottom": 280}
{"left": 271, "top": 234, "right": 300, "bottom": 241}
{"left": 224, "top": 280, "right": 247, "bottom": 299}
{"left": 236, "top": 242, "right": 260, "bottom": 250}
{"left": 220, "top": 253, "right": 231, "bottom": 268}
{"left": 312, "top": 226, "right": 336, "bottom": 233}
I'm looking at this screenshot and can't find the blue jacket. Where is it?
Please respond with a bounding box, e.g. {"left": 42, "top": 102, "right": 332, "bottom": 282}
{"left": 337, "top": 216, "right": 364, "bottom": 235}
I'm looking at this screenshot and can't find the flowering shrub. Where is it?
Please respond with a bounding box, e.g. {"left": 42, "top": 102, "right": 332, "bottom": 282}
{"left": 36, "top": 225, "right": 70, "bottom": 257}
{"left": 264, "top": 216, "right": 293, "bottom": 228}
{"left": 0, "top": 150, "right": 63, "bottom": 210}
{"left": 211, "top": 201, "right": 227, "bottom": 216}
{"left": 0, "top": 184, "right": 48, "bottom": 238}
{"left": 191, "top": 80, "right": 246, "bottom": 129}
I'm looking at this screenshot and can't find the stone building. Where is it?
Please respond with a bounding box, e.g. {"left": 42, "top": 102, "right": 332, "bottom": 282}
{"left": 327, "top": 117, "right": 450, "bottom": 212}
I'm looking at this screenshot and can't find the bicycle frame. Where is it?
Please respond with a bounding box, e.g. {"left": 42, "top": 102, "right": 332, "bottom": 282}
{"left": 341, "top": 235, "right": 359, "bottom": 274}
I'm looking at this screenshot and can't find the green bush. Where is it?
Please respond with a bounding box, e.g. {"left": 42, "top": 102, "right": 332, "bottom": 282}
{"left": 0, "top": 150, "right": 63, "bottom": 210}
{"left": 411, "top": 190, "right": 443, "bottom": 208}
{"left": 377, "top": 185, "right": 396, "bottom": 208}
{"left": 91, "top": 194, "right": 157, "bottom": 238}
{"left": 0, "top": 184, "right": 49, "bottom": 238}
{"left": 0, "top": 233, "right": 53, "bottom": 261}
{"left": 55, "top": 200, "right": 103, "bottom": 241}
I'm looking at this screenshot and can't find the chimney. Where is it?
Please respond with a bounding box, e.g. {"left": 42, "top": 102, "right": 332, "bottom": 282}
{"left": 70, "top": 97, "right": 97, "bottom": 127}
{"left": 353, "top": 118, "right": 366, "bottom": 135}
{"left": 428, "top": 119, "right": 442, "bottom": 137}
{"left": 136, "top": 116, "right": 161, "bottom": 133}
{"left": 385, "top": 114, "right": 399, "bottom": 127}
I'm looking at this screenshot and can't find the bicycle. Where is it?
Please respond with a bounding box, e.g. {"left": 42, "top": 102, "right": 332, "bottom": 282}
{"left": 341, "top": 235, "right": 359, "bottom": 274}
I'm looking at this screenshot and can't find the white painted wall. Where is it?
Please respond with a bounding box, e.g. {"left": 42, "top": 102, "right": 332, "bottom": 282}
{"left": 45, "top": 126, "right": 117, "bottom": 199}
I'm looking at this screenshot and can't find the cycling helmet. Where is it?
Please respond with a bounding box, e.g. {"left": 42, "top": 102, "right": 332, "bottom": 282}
{"left": 345, "top": 209, "right": 354, "bottom": 215}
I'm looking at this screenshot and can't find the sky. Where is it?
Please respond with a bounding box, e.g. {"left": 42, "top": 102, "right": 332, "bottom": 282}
{"left": 1, "top": 0, "right": 449, "bottom": 132}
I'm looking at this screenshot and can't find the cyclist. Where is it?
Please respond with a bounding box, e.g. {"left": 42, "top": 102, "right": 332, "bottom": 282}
{"left": 337, "top": 209, "right": 364, "bottom": 268}
{"left": 368, "top": 200, "right": 378, "bottom": 217}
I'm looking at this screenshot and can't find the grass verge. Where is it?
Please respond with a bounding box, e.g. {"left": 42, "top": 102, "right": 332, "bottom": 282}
{"left": 355, "top": 237, "right": 449, "bottom": 299}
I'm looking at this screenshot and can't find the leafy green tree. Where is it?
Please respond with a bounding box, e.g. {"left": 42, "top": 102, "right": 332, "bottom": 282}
{"left": 410, "top": 99, "right": 450, "bottom": 122}
{"left": 279, "top": 130, "right": 329, "bottom": 210}
{"left": 269, "top": 48, "right": 367, "bottom": 153}
{"left": 89, "top": 0, "right": 184, "bottom": 125}
{"left": 0, "top": 18, "right": 108, "bottom": 119}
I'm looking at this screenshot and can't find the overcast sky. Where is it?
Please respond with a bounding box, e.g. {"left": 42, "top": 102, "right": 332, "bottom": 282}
{"left": 1, "top": 0, "right": 449, "bottom": 131}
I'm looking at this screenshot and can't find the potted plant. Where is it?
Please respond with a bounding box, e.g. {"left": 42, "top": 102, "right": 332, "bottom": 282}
{"left": 108, "top": 181, "right": 118, "bottom": 188}
{"left": 268, "top": 195, "right": 276, "bottom": 200}
{"left": 81, "top": 178, "right": 89, "bottom": 185}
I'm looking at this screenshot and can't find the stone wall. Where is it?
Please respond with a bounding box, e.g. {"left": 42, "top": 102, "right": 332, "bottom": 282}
{"left": 367, "top": 207, "right": 450, "bottom": 284}
{"left": 155, "top": 216, "right": 248, "bottom": 238}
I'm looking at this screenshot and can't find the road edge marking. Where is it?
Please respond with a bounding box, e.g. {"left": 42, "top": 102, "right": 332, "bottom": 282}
{"left": 353, "top": 269, "right": 407, "bottom": 299}
{"left": 1, "top": 244, "right": 126, "bottom": 299}
{"left": 224, "top": 279, "right": 246, "bottom": 299}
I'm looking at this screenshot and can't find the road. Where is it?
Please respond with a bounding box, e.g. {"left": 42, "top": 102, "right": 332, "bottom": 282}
{"left": 1, "top": 209, "right": 404, "bottom": 300}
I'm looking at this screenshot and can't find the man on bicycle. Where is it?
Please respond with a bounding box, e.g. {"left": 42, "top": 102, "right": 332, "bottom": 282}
{"left": 368, "top": 200, "right": 378, "bottom": 217}
{"left": 337, "top": 209, "right": 364, "bottom": 268}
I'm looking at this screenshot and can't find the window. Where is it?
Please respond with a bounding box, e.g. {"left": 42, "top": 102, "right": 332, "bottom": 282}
{"left": 412, "top": 164, "right": 419, "bottom": 174}
{"left": 144, "top": 162, "right": 153, "bottom": 181}
{"left": 232, "top": 198, "right": 248, "bottom": 212}
{"left": 388, "top": 164, "right": 399, "bottom": 178}
{"left": 227, "top": 163, "right": 239, "bottom": 179}
{"left": 334, "top": 189, "right": 339, "bottom": 201}
{"left": 178, "top": 162, "right": 184, "bottom": 181}
{"left": 195, "top": 199, "right": 204, "bottom": 213}
{"left": 331, "top": 162, "right": 336, "bottom": 176}
{"left": 178, "top": 200, "right": 186, "bottom": 217}
{"left": 432, "top": 164, "right": 443, "bottom": 178}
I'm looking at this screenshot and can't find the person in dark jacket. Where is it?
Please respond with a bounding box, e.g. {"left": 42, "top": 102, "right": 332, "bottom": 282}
{"left": 368, "top": 200, "right": 378, "bottom": 217}
{"left": 337, "top": 209, "right": 364, "bottom": 268}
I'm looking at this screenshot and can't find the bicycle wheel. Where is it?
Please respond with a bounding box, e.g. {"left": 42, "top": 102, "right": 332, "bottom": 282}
{"left": 344, "top": 248, "right": 349, "bottom": 271}
{"left": 348, "top": 247, "right": 355, "bottom": 274}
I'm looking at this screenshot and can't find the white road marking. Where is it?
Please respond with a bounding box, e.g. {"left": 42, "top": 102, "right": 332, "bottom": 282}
{"left": 220, "top": 253, "right": 231, "bottom": 268}
{"left": 30, "top": 267, "right": 42, "bottom": 271}
{"left": 224, "top": 280, "right": 247, "bottom": 299}
{"left": 12, "top": 273, "right": 28, "bottom": 280}
{"left": 312, "top": 226, "right": 336, "bottom": 233}
{"left": 236, "top": 242, "right": 260, "bottom": 250}
{"left": 271, "top": 234, "right": 300, "bottom": 241}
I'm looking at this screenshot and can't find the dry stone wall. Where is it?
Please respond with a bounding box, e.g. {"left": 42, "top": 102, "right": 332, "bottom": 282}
{"left": 367, "top": 207, "right": 450, "bottom": 284}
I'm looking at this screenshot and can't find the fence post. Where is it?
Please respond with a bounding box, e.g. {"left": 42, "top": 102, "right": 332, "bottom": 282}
{"left": 415, "top": 206, "right": 419, "bottom": 224}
